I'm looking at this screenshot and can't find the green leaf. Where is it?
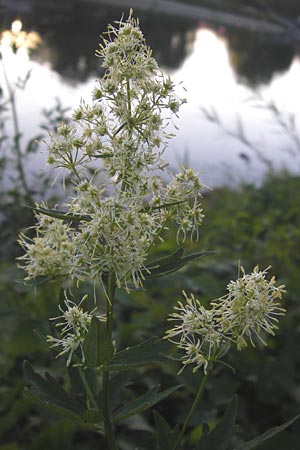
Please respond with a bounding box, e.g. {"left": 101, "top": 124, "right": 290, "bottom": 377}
{"left": 28, "top": 205, "right": 91, "bottom": 222}
{"left": 82, "top": 316, "right": 115, "bottom": 368}
{"left": 240, "top": 431, "right": 300, "bottom": 450}
{"left": 26, "top": 135, "right": 43, "bottom": 153}
{"left": 24, "top": 388, "right": 78, "bottom": 421}
{"left": 194, "top": 395, "right": 239, "bottom": 450}
{"left": 142, "top": 248, "right": 213, "bottom": 279}
{"left": 23, "top": 361, "right": 85, "bottom": 420}
{"left": 107, "top": 338, "right": 171, "bottom": 371}
{"left": 16, "top": 274, "right": 65, "bottom": 287}
{"left": 153, "top": 410, "right": 180, "bottom": 450}
{"left": 113, "top": 385, "right": 182, "bottom": 422}
{"left": 141, "top": 199, "right": 187, "bottom": 212}
{"left": 22, "top": 275, "right": 51, "bottom": 286}
{"left": 83, "top": 408, "right": 104, "bottom": 424}
{"left": 235, "top": 414, "right": 300, "bottom": 450}
{"left": 146, "top": 247, "right": 184, "bottom": 269}
{"left": 0, "top": 445, "right": 20, "bottom": 450}
{"left": 93, "top": 152, "right": 113, "bottom": 158}
{"left": 109, "top": 371, "right": 132, "bottom": 413}
{"left": 68, "top": 366, "right": 97, "bottom": 403}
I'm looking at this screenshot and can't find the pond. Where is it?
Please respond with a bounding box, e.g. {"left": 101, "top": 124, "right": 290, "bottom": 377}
{"left": 1, "top": 4, "right": 300, "bottom": 187}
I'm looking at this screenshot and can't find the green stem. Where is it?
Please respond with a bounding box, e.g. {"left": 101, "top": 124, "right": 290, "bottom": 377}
{"left": 106, "top": 271, "right": 116, "bottom": 335}
{"left": 120, "top": 77, "right": 133, "bottom": 193}
{"left": 102, "top": 271, "right": 118, "bottom": 450}
{"left": 172, "top": 367, "right": 211, "bottom": 450}
{"left": 126, "top": 77, "right": 132, "bottom": 121}
{"left": 71, "top": 162, "right": 82, "bottom": 183}
{"left": 78, "top": 366, "right": 98, "bottom": 410}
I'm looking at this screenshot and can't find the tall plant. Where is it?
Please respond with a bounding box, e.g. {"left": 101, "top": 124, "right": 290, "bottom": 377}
{"left": 0, "top": 22, "right": 70, "bottom": 260}
{"left": 19, "top": 11, "right": 293, "bottom": 450}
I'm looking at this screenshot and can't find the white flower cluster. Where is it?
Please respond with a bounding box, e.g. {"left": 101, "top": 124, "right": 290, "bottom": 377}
{"left": 166, "top": 292, "right": 222, "bottom": 374}
{"left": 166, "top": 168, "right": 205, "bottom": 241}
{"left": 166, "top": 266, "right": 286, "bottom": 373}
{"left": 18, "top": 12, "right": 205, "bottom": 290}
{"left": 215, "top": 265, "right": 286, "bottom": 350}
{"left": 47, "top": 12, "right": 184, "bottom": 185}
{"left": 18, "top": 212, "right": 75, "bottom": 279}
{"left": 47, "top": 293, "right": 97, "bottom": 366}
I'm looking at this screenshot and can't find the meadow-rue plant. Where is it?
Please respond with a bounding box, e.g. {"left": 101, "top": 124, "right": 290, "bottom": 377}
{"left": 18, "top": 11, "right": 204, "bottom": 292}
{"left": 19, "top": 10, "right": 289, "bottom": 450}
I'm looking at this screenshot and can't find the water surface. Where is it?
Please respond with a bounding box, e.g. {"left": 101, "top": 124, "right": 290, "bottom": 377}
{"left": 1, "top": 21, "right": 300, "bottom": 187}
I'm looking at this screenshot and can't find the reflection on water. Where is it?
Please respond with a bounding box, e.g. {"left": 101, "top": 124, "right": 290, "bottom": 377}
{"left": 169, "top": 28, "right": 300, "bottom": 185}
{"left": 10, "top": 8, "right": 197, "bottom": 82}
{"left": 226, "top": 27, "right": 296, "bottom": 86}
{"left": 1, "top": 18, "right": 41, "bottom": 51}
{"left": 1, "top": 22, "right": 300, "bottom": 187}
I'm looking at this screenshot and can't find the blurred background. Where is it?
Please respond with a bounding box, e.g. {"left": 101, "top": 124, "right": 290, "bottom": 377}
{"left": 1, "top": 0, "right": 300, "bottom": 185}
{"left": 1, "top": 1, "right": 300, "bottom": 449}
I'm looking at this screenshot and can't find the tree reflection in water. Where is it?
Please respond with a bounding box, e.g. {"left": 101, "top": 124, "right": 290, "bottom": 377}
{"left": 1, "top": 2, "right": 299, "bottom": 84}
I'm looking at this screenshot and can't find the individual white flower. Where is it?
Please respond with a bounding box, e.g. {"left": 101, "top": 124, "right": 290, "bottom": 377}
{"left": 179, "top": 337, "right": 210, "bottom": 374}
{"left": 47, "top": 123, "right": 88, "bottom": 173}
{"left": 166, "top": 292, "right": 211, "bottom": 339}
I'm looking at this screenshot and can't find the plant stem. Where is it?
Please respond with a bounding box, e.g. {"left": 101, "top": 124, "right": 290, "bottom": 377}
{"left": 102, "top": 271, "right": 118, "bottom": 450}
{"left": 172, "top": 367, "right": 211, "bottom": 450}
{"left": 78, "top": 366, "right": 98, "bottom": 410}
{"left": 126, "top": 77, "right": 132, "bottom": 121}
{"left": 0, "top": 55, "right": 31, "bottom": 201}
{"left": 106, "top": 271, "right": 116, "bottom": 335}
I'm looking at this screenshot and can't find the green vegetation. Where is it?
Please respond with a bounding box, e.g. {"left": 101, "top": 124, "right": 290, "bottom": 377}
{"left": 1, "top": 170, "right": 299, "bottom": 449}
{"left": 1, "top": 10, "right": 299, "bottom": 450}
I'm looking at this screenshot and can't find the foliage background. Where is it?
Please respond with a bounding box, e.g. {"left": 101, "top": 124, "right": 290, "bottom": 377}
{"left": 1, "top": 165, "right": 300, "bottom": 448}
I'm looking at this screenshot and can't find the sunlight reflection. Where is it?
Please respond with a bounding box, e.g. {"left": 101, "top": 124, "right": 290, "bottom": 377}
{"left": 11, "top": 19, "right": 23, "bottom": 34}
{"left": 263, "top": 56, "right": 300, "bottom": 111}
{"left": 169, "top": 26, "right": 300, "bottom": 185}
{"left": 173, "top": 27, "right": 237, "bottom": 104}
{"left": 0, "top": 19, "right": 42, "bottom": 53}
